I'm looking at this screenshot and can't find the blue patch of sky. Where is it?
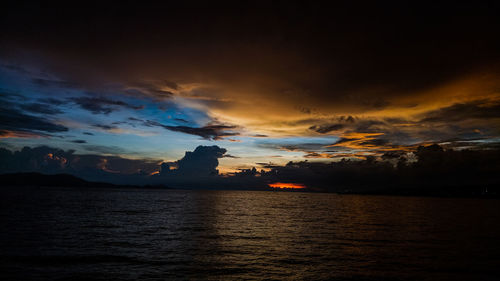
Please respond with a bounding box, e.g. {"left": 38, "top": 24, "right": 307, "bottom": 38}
{"left": 1, "top": 63, "right": 341, "bottom": 163}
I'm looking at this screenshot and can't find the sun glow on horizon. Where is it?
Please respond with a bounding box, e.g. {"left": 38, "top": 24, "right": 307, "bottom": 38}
{"left": 268, "top": 182, "right": 306, "bottom": 189}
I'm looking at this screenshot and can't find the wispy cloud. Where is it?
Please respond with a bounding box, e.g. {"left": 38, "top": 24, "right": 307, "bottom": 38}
{"left": 70, "top": 96, "right": 144, "bottom": 114}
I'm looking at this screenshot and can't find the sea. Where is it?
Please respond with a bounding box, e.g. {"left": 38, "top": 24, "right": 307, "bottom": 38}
{"left": 1, "top": 187, "right": 499, "bottom": 280}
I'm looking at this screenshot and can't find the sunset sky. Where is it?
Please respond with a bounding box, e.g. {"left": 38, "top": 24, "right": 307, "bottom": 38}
{"left": 1, "top": 2, "right": 500, "bottom": 175}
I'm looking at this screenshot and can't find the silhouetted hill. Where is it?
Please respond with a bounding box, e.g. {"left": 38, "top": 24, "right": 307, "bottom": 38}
{"left": 0, "top": 172, "right": 169, "bottom": 189}
{"left": 0, "top": 172, "right": 120, "bottom": 188}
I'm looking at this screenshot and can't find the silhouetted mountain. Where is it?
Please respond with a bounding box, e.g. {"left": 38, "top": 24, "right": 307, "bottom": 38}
{"left": 0, "top": 172, "right": 169, "bottom": 189}
{"left": 0, "top": 172, "right": 116, "bottom": 188}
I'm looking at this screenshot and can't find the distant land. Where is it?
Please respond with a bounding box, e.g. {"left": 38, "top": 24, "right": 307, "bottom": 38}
{"left": 0, "top": 172, "right": 169, "bottom": 190}
{"left": 1, "top": 172, "right": 498, "bottom": 198}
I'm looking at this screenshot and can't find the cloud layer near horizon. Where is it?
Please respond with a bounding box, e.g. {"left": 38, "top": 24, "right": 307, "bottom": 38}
{"left": 2, "top": 144, "right": 499, "bottom": 193}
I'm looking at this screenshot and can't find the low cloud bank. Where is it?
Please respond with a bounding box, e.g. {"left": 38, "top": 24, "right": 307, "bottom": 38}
{"left": 1, "top": 144, "right": 499, "bottom": 194}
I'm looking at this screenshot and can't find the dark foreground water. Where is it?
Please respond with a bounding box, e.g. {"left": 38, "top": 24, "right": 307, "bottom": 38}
{"left": 1, "top": 187, "right": 500, "bottom": 281}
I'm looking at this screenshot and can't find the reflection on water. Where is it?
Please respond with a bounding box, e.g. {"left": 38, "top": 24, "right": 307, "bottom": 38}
{"left": 1, "top": 187, "right": 500, "bottom": 280}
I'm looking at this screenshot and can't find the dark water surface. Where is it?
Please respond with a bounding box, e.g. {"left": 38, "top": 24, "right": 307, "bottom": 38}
{"left": 1, "top": 187, "right": 500, "bottom": 280}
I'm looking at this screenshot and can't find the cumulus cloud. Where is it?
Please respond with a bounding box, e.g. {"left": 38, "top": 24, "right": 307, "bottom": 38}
{"left": 235, "top": 144, "right": 500, "bottom": 193}
{"left": 0, "top": 146, "right": 160, "bottom": 184}
{"left": 0, "top": 146, "right": 74, "bottom": 173}
{"left": 160, "top": 145, "right": 227, "bottom": 176}
{"left": 2, "top": 144, "right": 499, "bottom": 194}
{"left": 0, "top": 145, "right": 230, "bottom": 185}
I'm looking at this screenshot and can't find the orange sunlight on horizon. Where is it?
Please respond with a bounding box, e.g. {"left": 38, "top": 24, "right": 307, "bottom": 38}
{"left": 268, "top": 182, "right": 306, "bottom": 189}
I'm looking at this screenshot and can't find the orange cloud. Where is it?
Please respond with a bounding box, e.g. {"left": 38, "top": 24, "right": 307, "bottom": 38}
{"left": 0, "top": 130, "right": 47, "bottom": 138}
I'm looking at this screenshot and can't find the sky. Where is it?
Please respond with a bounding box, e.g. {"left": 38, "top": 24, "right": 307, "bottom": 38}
{"left": 1, "top": 1, "right": 500, "bottom": 180}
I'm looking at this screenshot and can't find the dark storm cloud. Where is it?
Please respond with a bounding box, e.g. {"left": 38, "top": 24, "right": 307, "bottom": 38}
{"left": 419, "top": 100, "right": 500, "bottom": 123}
{"left": 307, "top": 108, "right": 500, "bottom": 152}
{"left": 127, "top": 117, "right": 143, "bottom": 122}
{"left": 311, "top": 101, "right": 500, "bottom": 148}
{"left": 0, "top": 146, "right": 161, "bottom": 184}
{"left": 2, "top": 1, "right": 499, "bottom": 112}
{"left": 161, "top": 125, "right": 239, "bottom": 140}
{"left": 312, "top": 117, "right": 386, "bottom": 134}
{"left": 125, "top": 85, "right": 174, "bottom": 100}
{"left": 133, "top": 82, "right": 175, "bottom": 97}
{"left": 302, "top": 152, "right": 334, "bottom": 159}
{"left": 82, "top": 132, "right": 94, "bottom": 135}
{"left": 0, "top": 145, "right": 231, "bottom": 186}
{"left": 0, "top": 146, "right": 74, "bottom": 173}
{"left": 127, "top": 118, "right": 157, "bottom": 128}
{"left": 245, "top": 144, "right": 500, "bottom": 192}
{"left": 92, "top": 124, "right": 118, "bottom": 130}
{"left": 2, "top": 144, "right": 500, "bottom": 193}
{"left": 309, "top": 124, "right": 344, "bottom": 134}
{"left": 128, "top": 117, "right": 239, "bottom": 140}
{"left": 70, "top": 97, "right": 144, "bottom": 114}
{"left": 333, "top": 138, "right": 357, "bottom": 145}
{"left": 0, "top": 91, "right": 64, "bottom": 116}
{"left": 223, "top": 154, "right": 239, "bottom": 158}
{"left": 20, "top": 102, "right": 64, "bottom": 115}
{"left": 170, "top": 145, "right": 227, "bottom": 176}
{"left": 358, "top": 138, "right": 389, "bottom": 146}
{"left": 308, "top": 115, "right": 360, "bottom": 134}
{"left": 353, "top": 120, "right": 387, "bottom": 133}
{"left": 0, "top": 107, "right": 68, "bottom": 134}
{"left": 1, "top": 1, "right": 500, "bottom": 167}
{"left": 70, "top": 140, "right": 87, "bottom": 144}
{"left": 257, "top": 142, "right": 333, "bottom": 153}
